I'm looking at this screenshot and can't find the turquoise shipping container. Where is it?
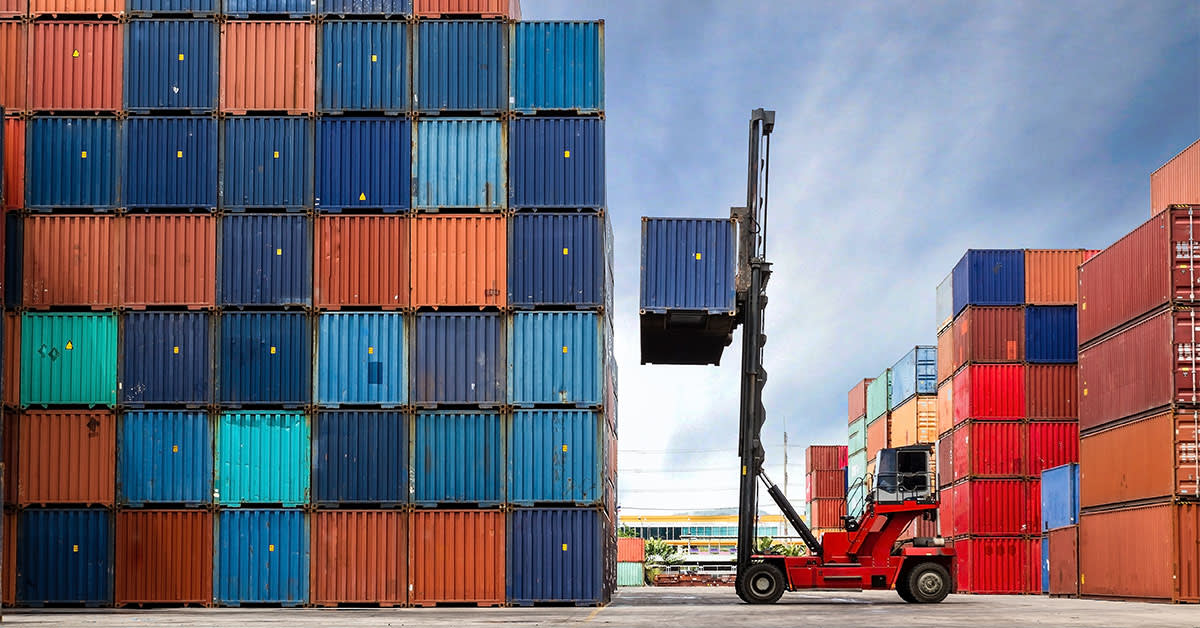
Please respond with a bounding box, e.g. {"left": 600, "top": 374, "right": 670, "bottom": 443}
{"left": 316, "top": 312, "right": 407, "bottom": 407}
{"left": 215, "top": 509, "right": 309, "bottom": 606}
{"left": 848, "top": 416, "right": 866, "bottom": 454}
{"left": 412, "top": 410, "right": 503, "bottom": 506}
{"left": 20, "top": 312, "right": 118, "bottom": 407}
{"left": 414, "top": 118, "right": 505, "bottom": 210}
{"left": 866, "top": 369, "right": 892, "bottom": 424}
{"left": 508, "top": 409, "right": 601, "bottom": 505}
{"left": 509, "top": 311, "right": 601, "bottom": 406}
{"left": 216, "top": 411, "right": 311, "bottom": 507}
{"left": 616, "top": 562, "right": 644, "bottom": 587}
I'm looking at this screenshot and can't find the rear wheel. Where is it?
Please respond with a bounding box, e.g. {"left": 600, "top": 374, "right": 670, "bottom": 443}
{"left": 741, "top": 563, "right": 787, "bottom": 604}
{"left": 905, "top": 562, "right": 951, "bottom": 604}
{"left": 895, "top": 575, "right": 917, "bottom": 603}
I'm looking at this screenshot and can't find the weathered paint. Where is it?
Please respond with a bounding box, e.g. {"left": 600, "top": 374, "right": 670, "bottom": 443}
{"left": 3, "top": 118, "right": 25, "bottom": 210}
{"left": 415, "top": 20, "right": 506, "bottom": 112}
{"left": 0, "top": 21, "right": 27, "bottom": 113}
{"left": 2, "top": 312, "right": 19, "bottom": 406}
{"left": 508, "top": 410, "right": 601, "bottom": 505}
{"left": 22, "top": 214, "right": 119, "bottom": 307}
{"left": 952, "top": 306, "right": 1025, "bottom": 369}
{"left": 224, "top": 0, "right": 314, "bottom": 15}
{"left": 17, "top": 410, "right": 115, "bottom": 506}
{"left": 507, "top": 508, "right": 606, "bottom": 604}
{"left": 222, "top": 116, "right": 314, "bottom": 210}
{"left": 411, "top": 312, "right": 504, "bottom": 405}
{"left": 121, "top": 312, "right": 211, "bottom": 406}
{"left": 848, "top": 416, "right": 866, "bottom": 453}
{"left": 312, "top": 410, "right": 407, "bottom": 505}
{"left": 951, "top": 249, "right": 1025, "bottom": 315}
{"left": 220, "top": 21, "right": 315, "bottom": 114}
{"left": 314, "top": 215, "right": 409, "bottom": 308}
{"left": 866, "top": 369, "right": 891, "bottom": 423}
{"left": 410, "top": 214, "right": 506, "bottom": 307}
{"left": 1024, "top": 249, "right": 1089, "bottom": 305}
{"left": 413, "top": 0, "right": 516, "bottom": 18}
{"left": 1041, "top": 463, "right": 1080, "bottom": 531}
{"left": 218, "top": 312, "right": 312, "bottom": 405}
{"left": 315, "top": 117, "right": 411, "bottom": 212}
{"left": 115, "top": 510, "right": 213, "bottom": 605}
{"left": 20, "top": 312, "right": 117, "bottom": 407}
{"left": 616, "top": 562, "right": 643, "bottom": 587}
{"left": 412, "top": 410, "right": 502, "bottom": 505}
{"left": 316, "top": 313, "right": 407, "bottom": 406}
{"left": 29, "top": 0, "right": 123, "bottom": 14}
{"left": 319, "top": 20, "right": 407, "bottom": 112}
{"left": 215, "top": 509, "right": 309, "bottom": 605}
{"left": 118, "top": 410, "right": 211, "bottom": 506}
{"left": 128, "top": 0, "right": 217, "bottom": 13}
{"left": 1026, "top": 364, "right": 1078, "bottom": 420}
{"left": 509, "top": 117, "right": 605, "bottom": 209}
{"left": 1025, "top": 306, "right": 1077, "bottom": 363}
{"left": 311, "top": 510, "right": 407, "bottom": 606}
{"left": 216, "top": 410, "right": 310, "bottom": 506}
{"left": 26, "top": 117, "right": 120, "bottom": 209}
{"left": 121, "top": 214, "right": 217, "bottom": 307}
{"left": 888, "top": 345, "right": 936, "bottom": 409}
{"left": 414, "top": 118, "right": 505, "bottom": 209}
{"left": 1080, "top": 410, "right": 1198, "bottom": 507}
{"left": 508, "top": 311, "right": 601, "bottom": 406}
{"left": 124, "top": 19, "right": 217, "bottom": 111}
{"left": 218, "top": 214, "right": 313, "bottom": 306}
{"left": 639, "top": 217, "right": 736, "bottom": 313}
{"left": 511, "top": 21, "right": 603, "bottom": 113}
{"left": 1079, "top": 502, "right": 1199, "bottom": 602}
{"left": 409, "top": 509, "right": 504, "bottom": 605}
{"left": 29, "top": 22, "right": 123, "bottom": 111}
{"left": 508, "top": 213, "right": 604, "bottom": 308}
{"left": 18, "top": 508, "right": 113, "bottom": 606}
{"left": 319, "top": 0, "right": 409, "bottom": 15}
{"left": 952, "top": 536, "right": 1037, "bottom": 594}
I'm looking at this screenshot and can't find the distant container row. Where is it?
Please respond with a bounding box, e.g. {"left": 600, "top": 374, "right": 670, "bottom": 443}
{"left": 3, "top": 213, "right": 611, "bottom": 309}
{"left": 935, "top": 249, "right": 1096, "bottom": 331}
{"left": 3, "top": 310, "right": 614, "bottom": 407}
{"left": 0, "top": 116, "right": 604, "bottom": 211}
{"left": 4, "top": 408, "right": 615, "bottom": 506}
{"left": 10, "top": 506, "right": 615, "bottom": 607}
{"left": 0, "top": 19, "right": 597, "bottom": 114}
{"left": 0, "top": 0, "right": 521, "bottom": 18}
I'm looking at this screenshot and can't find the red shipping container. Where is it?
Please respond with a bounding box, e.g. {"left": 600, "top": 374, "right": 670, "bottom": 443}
{"left": 0, "top": 21, "right": 26, "bottom": 114}
{"left": 1151, "top": 140, "right": 1200, "bottom": 215}
{"left": 17, "top": 409, "right": 115, "bottom": 506}
{"left": 807, "top": 498, "right": 846, "bottom": 529}
{"left": 953, "top": 364, "right": 1025, "bottom": 425}
{"left": 30, "top": 0, "right": 123, "bottom": 15}
{"left": 2, "top": 312, "right": 18, "bottom": 407}
{"left": 952, "top": 306, "right": 1024, "bottom": 371}
{"left": 936, "top": 379, "right": 953, "bottom": 437}
{"left": 1025, "top": 364, "right": 1077, "bottom": 420}
{"left": 121, "top": 215, "right": 216, "bottom": 309}
{"left": 0, "top": 0, "right": 25, "bottom": 18}
{"left": 4, "top": 117, "right": 26, "bottom": 210}
{"left": 410, "top": 214, "right": 506, "bottom": 308}
{"left": 115, "top": 510, "right": 212, "bottom": 606}
{"left": 898, "top": 516, "right": 938, "bottom": 542}
{"left": 1048, "top": 525, "right": 1079, "bottom": 597}
{"left": 2, "top": 411, "right": 16, "bottom": 506}
{"left": 949, "top": 479, "right": 1032, "bottom": 536}
{"left": 1025, "top": 249, "right": 1090, "bottom": 306}
{"left": 1080, "top": 410, "right": 1198, "bottom": 508}
{"left": 312, "top": 510, "right": 408, "bottom": 607}
{"left": 1027, "top": 478, "right": 1042, "bottom": 536}
{"left": 847, "top": 378, "right": 871, "bottom": 422}
{"left": 29, "top": 22, "right": 122, "bottom": 111}
{"left": 952, "top": 536, "right": 1036, "bottom": 594}
{"left": 1079, "top": 501, "right": 1199, "bottom": 602}
{"left": 1026, "top": 421, "right": 1079, "bottom": 479}
{"left": 410, "top": 510, "right": 504, "bottom": 606}
{"left": 951, "top": 421, "right": 1025, "bottom": 481}
{"left": 23, "top": 215, "right": 119, "bottom": 308}
{"left": 936, "top": 480, "right": 953, "bottom": 534}
{"left": 220, "top": 21, "right": 315, "bottom": 114}
{"left": 806, "top": 469, "right": 845, "bottom": 501}
{"left": 865, "top": 417, "right": 888, "bottom": 461}
{"left": 413, "top": 0, "right": 520, "bottom": 18}
{"left": 936, "top": 327, "right": 954, "bottom": 385}
{"left": 315, "top": 215, "right": 409, "bottom": 310}
{"left": 805, "top": 445, "right": 847, "bottom": 473}
{"left": 617, "top": 537, "right": 644, "bottom": 563}
{"left": 936, "top": 433, "right": 953, "bottom": 488}
{"left": 1078, "top": 205, "right": 1200, "bottom": 344}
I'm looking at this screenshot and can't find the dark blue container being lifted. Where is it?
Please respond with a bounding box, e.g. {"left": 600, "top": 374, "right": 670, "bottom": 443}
{"left": 411, "top": 312, "right": 504, "bottom": 406}
{"left": 121, "top": 311, "right": 212, "bottom": 406}
{"left": 415, "top": 20, "right": 507, "bottom": 113}
{"left": 124, "top": 116, "right": 218, "bottom": 210}
{"left": 18, "top": 509, "right": 113, "bottom": 606}
{"left": 509, "top": 117, "right": 605, "bottom": 210}
{"left": 319, "top": 20, "right": 408, "bottom": 113}
{"left": 128, "top": 0, "right": 218, "bottom": 14}
{"left": 312, "top": 410, "right": 408, "bottom": 505}
{"left": 222, "top": 117, "right": 314, "bottom": 211}
{"left": 219, "top": 214, "right": 312, "bottom": 306}
{"left": 315, "top": 117, "right": 410, "bottom": 212}
{"left": 510, "top": 21, "right": 604, "bottom": 114}
{"left": 26, "top": 117, "right": 120, "bottom": 210}
{"left": 1026, "top": 306, "right": 1078, "bottom": 363}
{"left": 951, "top": 249, "right": 1025, "bottom": 315}
{"left": 509, "top": 213, "right": 604, "bottom": 308}
{"left": 223, "top": 0, "right": 314, "bottom": 17}
{"left": 118, "top": 410, "right": 212, "bottom": 506}
{"left": 507, "top": 508, "right": 606, "bottom": 605}
{"left": 318, "top": 0, "right": 409, "bottom": 15}
{"left": 125, "top": 20, "right": 218, "bottom": 111}
{"left": 218, "top": 311, "right": 312, "bottom": 406}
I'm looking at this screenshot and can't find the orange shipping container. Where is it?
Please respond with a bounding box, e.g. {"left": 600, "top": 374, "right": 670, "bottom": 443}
{"left": 410, "top": 215, "right": 505, "bottom": 308}
{"left": 808, "top": 498, "right": 846, "bottom": 529}
{"left": 17, "top": 409, "right": 115, "bottom": 506}
{"left": 413, "top": 0, "right": 520, "bottom": 18}
{"left": 315, "top": 216, "right": 409, "bottom": 310}
{"left": 4, "top": 117, "right": 26, "bottom": 209}
{"left": 121, "top": 215, "right": 216, "bottom": 309}
{"left": 221, "top": 21, "right": 315, "bottom": 114}
{"left": 1079, "top": 501, "right": 1199, "bottom": 602}
{"left": 1025, "top": 364, "right": 1078, "bottom": 420}
{"left": 115, "top": 510, "right": 213, "bottom": 606}
{"left": 30, "top": 0, "right": 123, "bottom": 15}
{"left": 1080, "top": 410, "right": 1198, "bottom": 509}
{"left": 889, "top": 395, "right": 937, "bottom": 448}
{"left": 936, "top": 379, "right": 953, "bottom": 438}
{"left": 936, "top": 326, "right": 954, "bottom": 385}
{"left": 410, "top": 509, "right": 504, "bottom": 606}
{"left": 2, "top": 410, "right": 17, "bottom": 505}
{"left": 23, "top": 215, "right": 119, "bottom": 308}
{"left": 0, "top": 0, "right": 26, "bottom": 17}
{"left": 312, "top": 510, "right": 407, "bottom": 607}
{"left": 29, "top": 22, "right": 123, "bottom": 111}
{"left": 865, "top": 414, "right": 888, "bottom": 461}
{"left": 616, "top": 536, "right": 644, "bottom": 563}
{"left": 0, "top": 21, "right": 26, "bottom": 113}
{"left": 1151, "top": 139, "right": 1200, "bottom": 215}
{"left": 1024, "top": 249, "right": 1089, "bottom": 305}
{"left": 2, "top": 312, "right": 18, "bottom": 407}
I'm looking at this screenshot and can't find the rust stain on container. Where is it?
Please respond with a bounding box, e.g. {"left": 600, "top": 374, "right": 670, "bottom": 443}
{"left": 952, "top": 306, "right": 1024, "bottom": 370}
{"left": 1025, "top": 364, "right": 1077, "bottom": 420}
{"left": 413, "top": 0, "right": 520, "bottom": 18}
{"left": 315, "top": 216, "right": 409, "bottom": 310}
{"left": 221, "top": 21, "right": 315, "bottom": 114}
{"left": 3, "top": 312, "right": 18, "bottom": 407}
{"left": 121, "top": 215, "right": 216, "bottom": 309}
{"left": 312, "top": 510, "right": 408, "bottom": 607}
{"left": 29, "top": 22, "right": 123, "bottom": 111}
{"left": 0, "top": 21, "right": 27, "bottom": 113}
{"left": 1080, "top": 410, "right": 1198, "bottom": 508}
{"left": 1025, "top": 249, "right": 1088, "bottom": 305}
{"left": 115, "top": 510, "right": 213, "bottom": 606}
{"left": 23, "top": 215, "right": 119, "bottom": 308}
{"left": 1152, "top": 140, "right": 1200, "bottom": 215}
{"left": 17, "top": 409, "right": 115, "bottom": 506}
{"left": 30, "top": 0, "right": 123, "bottom": 15}
{"left": 4, "top": 117, "right": 26, "bottom": 209}
{"left": 410, "top": 215, "right": 506, "bottom": 308}
{"left": 1080, "top": 501, "right": 1199, "bottom": 602}
{"left": 409, "top": 509, "right": 504, "bottom": 606}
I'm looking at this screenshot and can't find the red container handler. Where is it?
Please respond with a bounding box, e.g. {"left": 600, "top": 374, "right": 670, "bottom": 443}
{"left": 953, "top": 364, "right": 1025, "bottom": 425}
{"left": 312, "top": 510, "right": 408, "bottom": 607}
{"left": 951, "top": 536, "right": 1038, "bottom": 594}
{"left": 1025, "top": 364, "right": 1078, "bottom": 420}
{"left": 949, "top": 478, "right": 1034, "bottom": 537}
{"left": 804, "top": 445, "right": 847, "bottom": 473}
{"left": 952, "top": 306, "right": 1025, "bottom": 370}
{"left": 1151, "top": 140, "right": 1200, "bottom": 215}
{"left": 1048, "top": 525, "right": 1079, "bottom": 597}
{"left": 409, "top": 509, "right": 504, "bottom": 607}
{"left": 29, "top": 21, "right": 123, "bottom": 112}
{"left": 115, "top": 510, "right": 213, "bottom": 606}
{"left": 951, "top": 420, "right": 1025, "bottom": 481}
{"left": 848, "top": 378, "right": 871, "bottom": 422}
{"left": 1026, "top": 421, "right": 1078, "bottom": 479}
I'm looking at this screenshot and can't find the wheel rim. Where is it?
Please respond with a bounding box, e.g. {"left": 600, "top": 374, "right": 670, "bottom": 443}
{"left": 753, "top": 574, "right": 774, "bottom": 595}
{"left": 917, "top": 571, "right": 943, "bottom": 596}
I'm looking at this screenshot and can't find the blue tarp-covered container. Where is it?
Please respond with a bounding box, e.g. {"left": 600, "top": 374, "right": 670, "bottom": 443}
{"left": 125, "top": 19, "right": 218, "bottom": 110}
{"left": 218, "top": 312, "right": 312, "bottom": 405}
{"left": 319, "top": 20, "right": 408, "bottom": 113}
{"left": 316, "top": 312, "right": 407, "bottom": 406}
{"left": 121, "top": 312, "right": 211, "bottom": 406}
{"left": 215, "top": 509, "right": 309, "bottom": 605}
{"left": 508, "top": 213, "right": 604, "bottom": 308}
{"left": 118, "top": 410, "right": 212, "bottom": 506}
{"left": 312, "top": 410, "right": 407, "bottom": 505}
{"left": 509, "top": 117, "right": 605, "bottom": 210}
{"left": 889, "top": 345, "right": 937, "bottom": 410}
{"left": 17, "top": 509, "right": 113, "bottom": 606}
{"left": 511, "top": 21, "right": 604, "bottom": 113}
{"left": 411, "top": 312, "right": 504, "bottom": 405}
{"left": 1041, "top": 463, "right": 1080, "bottom": 531}
{"left": 508, "top": 410, "right": 602, "bottom": 505}
{"left": 951, "top": 249, "right": 1025, "bottom": 315}
{"left": 124, "top": 116, "right": 218, "bottom": 209}
{"left": 218, "top": 214, "right": 313, "bottom": 306}
{"left": 507, "top": 508, "right": 608, "bottom": 604}
{"left": 27, "top": 117, "right": 120, "bottom": 210}
{"left": 1026, "top": 306, "right": 1078, "bottom": 364}
{"left": 415, "top": 20, "right": 507, "bottom": 112}
{"left": 509, "top": 312, "right": 601, "bottom": 406}
{"left": 222, "top": 117, "right": 314, "bottom": 210}
{"left": 316, "top": 117, "right": 410, "bottom": 212}
{"left": 412, "top": 410, "right": 503, "bottom": 505}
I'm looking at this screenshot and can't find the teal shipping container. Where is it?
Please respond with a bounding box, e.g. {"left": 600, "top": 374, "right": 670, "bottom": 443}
{"left": 508, "top": 409, "right": 601, "bottom": 505}
{"left": 866, "top": 369, "right": 892, "bottom": 424}
{"left": 215, "top": 509, "right": 309, "bottom": 606}
{"left": 848, "top": 416, "right": 866, "bottom": 454}
{"left": 216, "top": 411, "right": 311, "bottom": 507}
{"left": 414, "top": 118, "right": 505, "bottom": 210}
{"left": 412, "top": 410, "right": 502, "bottom": 505}
{"left": 20, "top": 312, "right": 117, "bottom": 407}
{"left": 617, "top": 562, "right": 643, "bottom": 587}
{"left": 510, "top": 21, "right": 604, "bottom": 113}
{"left": 509, "top": 311, "right": 601, "bottom": 406}
{"left": 316, "top": 312, "right": 407, "bottom": 407}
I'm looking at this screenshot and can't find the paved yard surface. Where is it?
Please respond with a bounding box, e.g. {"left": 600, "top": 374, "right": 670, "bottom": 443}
{"left": 5, "top": 587, "right": 1197, "bottom": 627}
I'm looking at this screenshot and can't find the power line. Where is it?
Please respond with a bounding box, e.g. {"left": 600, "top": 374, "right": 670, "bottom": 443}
{"left": 620, "top": 487, "right": 739, "bottom": 493}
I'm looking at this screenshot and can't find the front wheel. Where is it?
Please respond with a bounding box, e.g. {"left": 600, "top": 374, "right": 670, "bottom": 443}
{"left": 905, "top": 562, "right": 951, "bottom": 604}
{"left": 741, "top": 563, "right": 787, "bottom": 604}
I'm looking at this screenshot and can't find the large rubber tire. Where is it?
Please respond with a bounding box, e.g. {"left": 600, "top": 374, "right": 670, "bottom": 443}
{"left": 895, "top": 574, "right": 917, "bottom": 603}
{"left": 741, "top": 563, "right": 787, "bottom": 604}
{"left": 905, "top": 562, "right": 951, "bottom": 604}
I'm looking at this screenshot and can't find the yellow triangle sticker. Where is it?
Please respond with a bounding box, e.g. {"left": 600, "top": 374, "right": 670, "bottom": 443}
{"left": 72, "top": 49, "right": 80, "bottom": 58}
{"left": 359, "top": 193, "right": 367, "bottom": 201}
{"left": 65, "top": 341, "right": 74, "bottom": 350}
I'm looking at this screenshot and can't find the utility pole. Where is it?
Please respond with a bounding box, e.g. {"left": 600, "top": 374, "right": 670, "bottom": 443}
{"left": 782, "top": 429, "right": 789, "bottom": 536}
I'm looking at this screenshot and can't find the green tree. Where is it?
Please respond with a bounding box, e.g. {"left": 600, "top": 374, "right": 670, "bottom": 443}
{"left": 644, "top": 538, "right": 683, "bottom": 566}
{"left": 755, "top": 536, "right": 807, "bottom": 557}
{"left": 617, "top": 525, "right": 638, "bottom": 538}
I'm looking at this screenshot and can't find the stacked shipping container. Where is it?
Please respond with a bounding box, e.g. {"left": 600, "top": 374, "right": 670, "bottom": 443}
{"left": 845, "top": 378, "right": 870, "bottom": 518}
{"left": 805, "top": 445, "right": 847, "bottom": 537}
{"left": 0, "top": 0, "right": 618, "bottom": 608}
{"left": 1040, "top": 463, "right": 1080, "bottom": 597}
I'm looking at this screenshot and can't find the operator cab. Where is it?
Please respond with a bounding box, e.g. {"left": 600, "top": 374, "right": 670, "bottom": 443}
{"left": 874, "top": 445, "right": 935, "bottom": 505}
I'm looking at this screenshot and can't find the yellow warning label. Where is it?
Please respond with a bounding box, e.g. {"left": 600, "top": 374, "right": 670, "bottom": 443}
{"left": 276, "top": 248, "right": 282, "bottom": 256}
{"left": 172, "top": 445, "right": 179, "bottom": 453}
{"left": 73, "top": 545, "right": 79, "bottom": 553}
{"left": 564, "top": 150, "right": 571, "bottom": 158}
{"left": 273, "top": 151, "right": 280, "bottom": 159}
{"left": 371, "top": 54, "right": 378, "bottom": 62}
{"left": 269, "top": 544, "right": 275, "bottom": 552}
{"left": 563, "top": 248, "right": 569, "bottom": 255}
{"left": 72, "top": 49, "right": 80, "bottom": 58}
{"left": 81, "top": 151, "right": 88, "bottom": 159}
{"left": 368, "top": 346, "right": 374, "bottom": 355}
{"left": 359, "top": 193, "right": 367, "bottom": 201}
{"left": 562, "top": 346, "right": 568, "bottom": 354}
{"left": 562, "top": 544, "right": 568, "bottom": 551}
{"left": 178, "top": 53, "right": 185, "bottom": 61}
{"left": 177, "top": 150, "right": 184, "bottom": 158}
{"left": 695, "top": 253, "right": 702, "bottom": 260}
{"left": 562, "top": 444, "right": 568, "bottom": 452}
{"left": 65, "top": 341, "right": 74, "bottom": 350}
{"left": 1083, "top": 388, "right": 1088, "bottom": 396}
{"left": 1081, "top": 303, "right": 1087, "bottom": 310}
{"left": 270, "top": 346, "right": 277, "bottom": 355}
{"left": 173, "top": 346, "right": 180, "bottom": 354}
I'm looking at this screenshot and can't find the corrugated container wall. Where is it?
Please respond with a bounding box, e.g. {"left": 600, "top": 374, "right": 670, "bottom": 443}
{"left": 318, "top": 20, "right": 407, "bottom": 113}
{"left": 509, "top": 213, "right": 603, "bottom": 307}
{"left": 951, "top": 249, "right": 1025, "bottom": 315}
{"left": 121, "top": 214, "right": 216, "bottom": 307}
{"left": 3, "top": 312, "right": 19, "bottom": 406}
{"left": 511, "top": 20, "right": 602, "bottom": 114}
{"left": 312, "top": 411, "right": 407, "bottom": 505}
{"left": 805, "top": 445, "right": 847, "bottom": 473}
{"left": 413, "top": 0, "right": 518, "bottom": 18}
{"left": 411, "top": 313, "right": 503, "bottom": 405}
{"left": 128, "top": 0, "right": 217, "bottom": 13}
{"left": 509, "top": 117, "right": 605, "bottom": 209}
{"left": 415, "top": 20, "right": 506, "bottom": 112}
{"left": 410, "top": 214, "right": 506, "bottom": 307}
{"left": 1151, "top": 140, "right": 1200, "bottom": 214}
{"left": 316, "top": 312, "right": 407, "bottom": 406}
{"left": 219, "top": 214, "right": 312, "bottom": 306}
{"left": 952, "top": 306, "right": 1024, "bottom": 369}
{"left": 3, "top": 512, "right": 14, "bottom": 605}
{"left": 848, "top": 417, "right": 866, "bottom": 453}
{"left": 1079, "top": 502, "right": 1199, "bottom": 602}
{"left": 509, "top": 312, "right": 600, "bottom": 406}
{"left": 616, "top": 537, "right": 644, "bottom": 562}
{"left": 29, "top": 22, "right": 122, "bottom": 111}
{"left": 118, "top": 411, "right": 211, "bottom": 506}
{"left": 121, "top": 313, "right": 211, "bottom": 406}
{"left": 0, "top": 0, "right": 22, "bottom": 16}
{"left": 23, "top": 214, "right": 118, "bottom": 307}
{"left": 222, "top": 116, "right": 314, "bottom": 210}
{"left": 218, "top": 312, "right": 312, "bottom": 405}
{"left": 3, "top": 118, "right": 25, "bottom": 210}
{"left": 1024, "top": 249, "right": 1087, "bottom": 305}
{"left": 889, "top": 346, "right": 936, "bottom": 409}
{"left": 936, "top": 272, "right": 953, "bottom": 332}
{"left": 617, "top": 562, "right": 642, "bottom": 587}
{"left": 1079, "top": 410, "right": 1198, "bottom": 507}
{"left": 889, "top": 395, "right": 937, "bottom": 447}
{"left": 866, "top": 370, "right": 891, "bottom": 423}
{"left": 314, "top": 215, "right": 409, "bottom": 309}
{"left": 215, "top": 509, "right": 309, "bottom": 605}
{"left": 18, "top": 508, "right": 113, "bottom": 605}
{"left": 311, "top": 511, "right": 407, "bottom": 606}
{"left": 410, "top": 509, "right": 505, "bottom": 605}
{"left": 224, "top": 0, "right": 314, "bottom": 16}
{"left": 216, "top": 410, "right": 310, "bottom": 506}
{"left": 124, "top": 19, "right": 217, "bottom": 111}
{"left": 26, "top": 117, "right": 119, "bottom": 209}
{"left": 639, "top": 218, "right": 736, "bottom": 313}
{"left": 220, "top": 21, "right": 315, "bottom": 114}
{"left": 1048, "top": 526, "right": 1079, "bottom": 597}
{"left": 1025, "top": 306, "right": 1077, "bottom": 363}
{"left": 17, "top": 410, "right": 115, "bottom": 506}
{"left": 412, "top": 410, "right": 502, "bottom": 504}
{"left": 1041, "top": 463, "right": 1080, "bottom": 530}
{"left": 950, "top": 479, "right": 1033, "bottom": 536}
{"left": 1027, "top": 421, "right": 1079, "bottom": 478}
{"left": 319, "top": 0, "right": 410, "bottom": 15}
{"left": 30, "top": 0, "right": 123, "bottom": 14}
{"left": 414, "top": 118, "right": 505, "bottom": 209}
{"left": 507, "top": 508, "right": 606, "bottom": 604}
{"left": 315, "top": 117, "right": 410, "bottom": 212}
{"left": 848, "top": 378, "right": 871, "bottom": 422}
{"left": 115, "top": 510, "right": 213, "bottom": 605}
{"left": 0, "top": 21, "right": 27, "bottom": 113}
{"left": 951, "top": 421, "right": 1025, "bottom": 480}
{"left": 20, "top": 312, "right": 117, "bottom": 407}
{"left": 1025, "top": 364, "right": 1077, "bottom": 420}
{"left": 952, "top": 537, "right": 1035, "bottom": 594}
{"left": 936, "top": 327, "right": 954, "bottom": 384}
{"left": 952, "top": 364, "right": 1025, "bottom": 423}
{"left": 508, "top": 410, "right": 601, "bottom": 504}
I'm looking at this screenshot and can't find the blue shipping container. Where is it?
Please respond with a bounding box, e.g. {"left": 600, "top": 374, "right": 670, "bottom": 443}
{"left": 319, "top": 0, "right": 409, "bottom": 15}
{"left": 889, "top": 345, "right": 937, "bottom": 410}
{"left": 125, "top": 20, "right": 218, "bottom": 111}
{"left": 1026, "top": 306, "right": 1078, "bottom": 364}
{"left": 124, "top": 116, "right": 218, "bottom": 209}
{"left": 118, "top": 410, "right": 212, "bottom": 506}
{"left": 511, "top": 21, "right": 604, "bottom": 113}
{"left": 128, "top": 0, "right": 218, "bottom": 13}
{"left": 216, "top": 410, "right": 311, "bottom": 506}
{"left": 315, "top": 117, "right": 410, "bottom": 212}
{"left": 316, "top": 312, "right": 407, "bottom": 406}
{"left": 412, "top": 411, "right": 502, "bottom": 505}
{"left": 415, "top": 20, "right": 506, "bottom": 112}
{"left": 26, "top": 117, "right": 120, "bottom": 209}
{"left": 508, "top": 410, "right": 601, "bottom": 505}
{"left": 17, "top": 509, "right": 113, "bottom": 606}
{"left": 509, "top": 311, "right": 601, "bottom": 406}
{"left": 222, "top": 117, "right": 314, "bottom": 210}
{"left": 319, "top": 20, "right": 408, "bottom": 113}
{"left": 415, "top": 118, "right": 504, "bottom": 209}
{"left": 1041, "top": 463, "right": 1080, "bottom": 531}
{"left": 223, "top": 0, "right": 314, "bottom": 15}
{"left": 121, "top": 312, "right": 211, "bottom": 406}
{"left": 1041, "top": 536, "right": 1050, "bottom": 593}
{"left": 218, "top": 312, "right": 312, "bottom": 405}
{"left": 215, "top": 509, "right": 309, "bottom": 605}
{"left": 218, "top": 214, "right": 313, "bottom": 305}
{"left": 411, "top": 312, "right": 504, "bottom": 405}
{"left": 640, "top": 217, "right": 736, "bottom": 313}
{"left": 509, "top": 213, "right": 603, "bottom": 307}
{"left": 951, "top": 249, "right": 1025, "bottom": 315}
{"left": 507, "top": 508, "right": 604, "bottom": 604}
{"left": 312, "top": 410, "right": 407, "bottom": 504}
{"left": 509, "top": 117, "right": 605, "bottom": 210}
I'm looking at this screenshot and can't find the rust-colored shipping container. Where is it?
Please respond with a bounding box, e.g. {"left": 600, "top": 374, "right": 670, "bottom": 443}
{"left": 23, "top": 215, "right": 119, "bottom": 308}
{"left": 17, "top": 409, "right": 115, "bottom": 506}
{"left": 413, "top": 0, "right": 520, "bottom": 18}
{"left": 889, "top": 395, "right": 937, "bottom": 448}
{"left": 952, "top": 306, "right": 1024, "bottom": 370}
{"left": 121, "top": 215, "right": 216, "bottom": 309}
{"left": 808, "top": 498, "right": 846, "bottom": 529}
{"left": 0, "top": 0, "right": 25, "bottom": 18}
{"left": 29, "top": 22, "right": 122, "bottom": 111}
{"left": 616, "top": 536, "right": 644, "bottom": 563}
{"left": 865, "top": 415, "right": 888, "bottom": 460}
{"left": 315, "top": 216, "right": 409, "bottom": 310}
{"left": 0, "top": 21, "right": 26, "bottom": 114}
{"left": 950, "top": 536, "right": 1037, "bottom": 594}
{"left": 1024, "top": 249, "right": 1089, "bottom": 305}
{"left": 949, "top": 478, "right": 1034, "bottom": 536}
{"left": 936, "top": 328, "right": 954, "bottom": 385}
{"left": 3, "top": 511, "right": 13, "bottom": 606}
{"left": 951, "top": 420, "right": 1025, "bottom": 481}
{"left": 1079, "top": 501, "right": 1199, "bottom": 602}
{"left": 410, "top": 215, "right": 505, "bottom": 308}
{"left": 3, "top": 312, "right": 18, "bottom": 407}
{"left": 953, "top": 364, "right": 1025, "bottom": 424}
{"left": 1048, "top": 525, "right": 1079, "bottom": 597}
{"left": 805, "top": 444, "right": 847, "bottom": 473}
{"left": 1080, "top": 410, "right": 1198, "bottom": 508}
{"left": 410, "top": 509, "right": 504, "bottom": 606}
{"left": 1026, "top": 364, "right": 1077, "bottom": 420}
{"left": 936, "top": 380, "right": 953, "bottom": 437}
{"left": 805, "top": 469, "right": 845, "bottom": 501}
{"left": 2, "top": 411, "right": 17, "bottom": 506}
{"left": 30, "top": 0, "right": 123, "bottom": 15}
{"left": 4, "top": 117, "right": 26, "bottom": 210}
{"left": 221, "top": 21, "right": 315, "bottom": 114}
{"left": 1152, "top": 140, "right": 1200, "bottom": 215}
{"left": 312, "top": 510, "right": 407, "bottom": 607}
{"left": 847, "top": 378, "right": 871, "bottom": 422}
{"left": 115, "top": 510, "right": 212, "bottom": 606}
{"left": 1027, "top": 421, "right": 1079, "bottom": 479}
{"left": 936, "top": 433, "right": 952, "bottom": 488}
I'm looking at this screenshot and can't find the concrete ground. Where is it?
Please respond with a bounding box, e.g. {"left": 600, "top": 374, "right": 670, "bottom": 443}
{"left": 4, "top": 587, "right": 1197, "bottom": 627}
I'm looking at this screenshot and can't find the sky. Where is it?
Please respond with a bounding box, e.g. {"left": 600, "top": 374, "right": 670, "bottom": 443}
{"left": 523, "top": 0, "right": 1200, "bottom": 515}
